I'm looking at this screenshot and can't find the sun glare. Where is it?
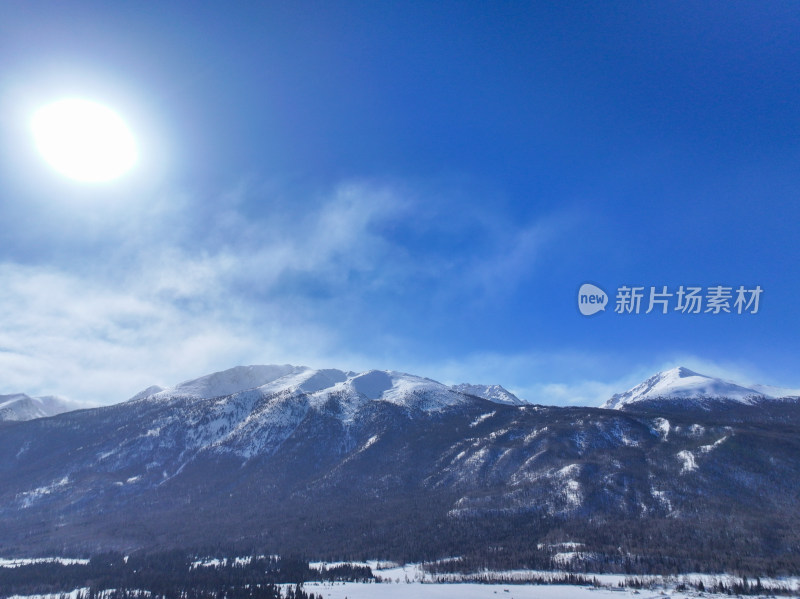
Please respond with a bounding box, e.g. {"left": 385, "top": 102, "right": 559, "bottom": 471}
{"left": 31, "top": 98, "right": 138, "bottom": 182}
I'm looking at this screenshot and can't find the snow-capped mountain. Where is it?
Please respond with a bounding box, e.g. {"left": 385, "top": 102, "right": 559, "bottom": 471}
{"left": 450, "top": 383, "right": 525, "bottom": 405}
{"left": 1, "top": 362, "right": 799, "bottom": 574}
{"left": 109, "top": 365, "right": 522, "bottom": 463}
{"left": 603, "top": 366, "right": 799, "bottom": 409}
{"left": 0, "top": 393, "right": 82, "bottom": 421}
{"left": 131, "top": 364, "right": 525, "bottom": 410}
{"left": 136, "top": 364, "right": 305, "bottom": 401}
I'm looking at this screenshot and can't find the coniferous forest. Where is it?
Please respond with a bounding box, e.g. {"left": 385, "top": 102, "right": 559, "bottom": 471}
{"left": 0, "top": 553, "right": 373, "bottom": 599}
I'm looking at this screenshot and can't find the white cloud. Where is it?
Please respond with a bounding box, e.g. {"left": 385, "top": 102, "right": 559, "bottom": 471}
{"left": 0, "top": 180, "right": 417, "bottom": 403}
{"left": 0, "top": 259, "right": 333, "bottom": 403}
{"left": 0, "top": 247, "right": 786, "bottom": 407}
{"left": 0, "top": 176, "right": 587, "bottom": 404}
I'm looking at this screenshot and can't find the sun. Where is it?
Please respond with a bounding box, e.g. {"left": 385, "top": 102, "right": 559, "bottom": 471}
{"left": 31, "top": 98, "right": 138, "bottom": 182}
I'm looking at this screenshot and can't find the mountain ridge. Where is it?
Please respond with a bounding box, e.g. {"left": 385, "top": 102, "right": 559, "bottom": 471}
{"left": 6, "top": 364, "right": 798, "bottom": 422}
{"left": 0, "top": 364, "right": 525, "bottom": 423}
{"left": 0, "top": 364, "right": 799, "bottom": 574}
{"left": 128, "top": 364, "right": 526, "bottom": 409}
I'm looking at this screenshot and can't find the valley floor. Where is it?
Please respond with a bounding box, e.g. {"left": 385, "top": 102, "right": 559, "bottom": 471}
{"left": 4, "top": 560, "right": 800, "bottom": 599}
{"left": 299, "top": 562, "right": 800, "bottom": 599}
{"left": 9, "top": 583, "right": 799, "bottom": 599}
{"left": 297, "top": 582, "right": 718, "bottom": 599}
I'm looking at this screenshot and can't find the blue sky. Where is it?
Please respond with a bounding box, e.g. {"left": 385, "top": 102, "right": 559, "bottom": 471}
{"left": 1, "top": 2, "right": 798, "bottom": 405}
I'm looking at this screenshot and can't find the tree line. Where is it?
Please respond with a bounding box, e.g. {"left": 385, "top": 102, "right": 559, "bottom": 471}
{"left": 0, "top": 552, "right": 373, "bottom": 599}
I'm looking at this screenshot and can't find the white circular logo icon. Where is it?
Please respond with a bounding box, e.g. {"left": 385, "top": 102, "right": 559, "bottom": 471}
{"left": 578, "top": 283, "right": 608, "bottom": 316}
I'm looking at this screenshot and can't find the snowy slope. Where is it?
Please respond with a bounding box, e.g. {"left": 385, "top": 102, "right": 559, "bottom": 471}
{"left": 127, "top": 385, "right": 165, "bottom": 401}
{"left": 118, "top": 366, "right": 518, "bottom": 459}
{"left": 450, "top": 383, "right": 525, "bottom": 405}
{"left": 602, "top": 367, "right": 797, "bottom": 409}
{"left": 143, "top": 364, "right": 305, "bottom": 400}
{"left": 0, "top": 393, "right": 82, "bottom": 421}
{"left": 130, "top": 364, "right": 520, "bottom": 411}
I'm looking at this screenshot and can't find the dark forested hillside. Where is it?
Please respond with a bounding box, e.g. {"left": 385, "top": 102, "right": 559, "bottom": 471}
{"left": 0, "top": 384, "right": 798, "bottom": 576}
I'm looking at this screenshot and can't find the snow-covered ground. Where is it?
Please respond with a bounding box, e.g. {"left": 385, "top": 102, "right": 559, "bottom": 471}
{"left": 0, "top": 587, "right": 657, "bottom": 599}
{"left": 307, "top": 561, "right": 800, "bottom": 597}
{"left": 311, "top": 560, "right": 626, "bottom": 585}
{"left": 7, "top": 578, "right": 800, "bottom": 599}
{"left": 0, "top": 557, "right": 90, "bottom": 568}
{"left": 5, "top": 591, "right": 89, "bottom": 599}
{"left": 190, "top": 554, "right": 278, "bottom": 568}
{"left": 294, "top": 580, "right": 800, "bottom": 599}
{"left": 297, "top": 582, "right": 665, "bottom": 599}
{"left": 5, "top": 560, "right": 800, "bottom": 599}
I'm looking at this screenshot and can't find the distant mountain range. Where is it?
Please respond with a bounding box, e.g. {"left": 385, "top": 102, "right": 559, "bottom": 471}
{"left": 1, "top": 365, "right": 523, "bottom": 422}
{"left": 0, "top": 363, "right": 799, "bottom": 574}
{"left": 5, "top": 363, "right": 796, "bottom": 422}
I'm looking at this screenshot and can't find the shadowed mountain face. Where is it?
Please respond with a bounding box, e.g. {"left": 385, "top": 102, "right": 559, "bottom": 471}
{"left": 0, "top": 366, "right": 799, "bottom": 575}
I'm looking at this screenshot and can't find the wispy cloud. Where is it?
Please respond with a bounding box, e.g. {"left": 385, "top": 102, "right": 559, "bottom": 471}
{"left": 0, "top": 176, "right": 582, "bottom": 404}
{"left": 0, "top": 260, "right": 337, "bottom": 403}
{"left": 0, "top": 180, "right": 362, "bottom": 400}
{"left": 464, "top": 212, "right": 578, "bottom": 298}
{"left": 0, "top": 182, "right": 408, "bottom": 402}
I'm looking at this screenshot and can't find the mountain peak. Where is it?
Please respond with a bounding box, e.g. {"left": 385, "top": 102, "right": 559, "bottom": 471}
{"left": 451, "top": 383, "right": 525, "bottom": 406}
{"left": 0, "top": 393, "right": 85, "bottom": 422}
{"left": 603, "top": 367, "right": 770, "bottom": 410}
